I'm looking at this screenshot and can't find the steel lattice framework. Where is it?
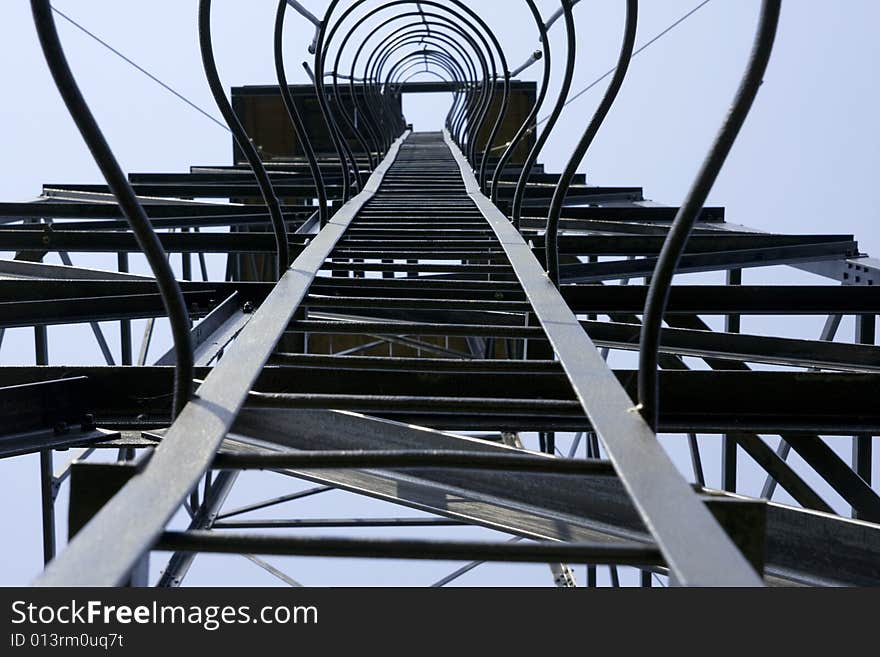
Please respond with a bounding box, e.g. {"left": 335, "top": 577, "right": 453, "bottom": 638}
{"left": 2, "top": 0, "right": 877, "bottom": 587}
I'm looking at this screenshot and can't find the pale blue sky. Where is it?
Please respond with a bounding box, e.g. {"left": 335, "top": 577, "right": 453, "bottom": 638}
{"left": 0, "top": 1, "right": 878, "bottom": 586}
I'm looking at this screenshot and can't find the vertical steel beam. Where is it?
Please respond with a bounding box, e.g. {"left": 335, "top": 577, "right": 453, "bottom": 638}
{"left": 446, "top": 129, "right": 762, "bottom": 586}
{"left": 854, "top": 313, "right": 875, "bottom": 517}
{"left": 34, "top": 324, "right": 55, "bottom": 564}
{"left": 118, "top": 253, "right": 133, "bottom": 366}
{"left": 688, "top": 434, "right": 706, "bottom": 487}
{"left": 182, "top": 228, "right": 193, "bottom": 282}
{"left": 39, "top": 450, "right": 56, "bottom": 565}
{"left": 117, "top": 251, "right": 133, "bottom": 488}
{"left": 723, "top": 268, "right": 742, "bottom": 492}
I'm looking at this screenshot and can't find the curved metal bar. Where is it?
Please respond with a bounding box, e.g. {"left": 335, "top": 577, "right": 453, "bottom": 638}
{"left": 389, "top": 53, "right": 458, "bottom": 85}
{"left": 388, "top": 51, "right": 464, "bottom": 93}
{"left": 328, "top": 44, "right": 376, "bottom": 181}
{"left": 428, "top": 0, "right": 511, "bottom": 187}
{"left": 321, "top": 0, "right": 502, "bottom": 173}
{"left": 373, "top": 27, "right": 477, "bottom": 99}
{"left": 388, "top": 5, "right": 513, "bottom": 190}
{"left": 365, "top": 23, "right": 484, "bottom": 155}
{"left": 340, "top": 65, "right": 383, "bottom": 171}
{"left": 478, "top": 69, "right": 510, "bottom": 191}
{"left": 275, "top": 0, "right": 330, "bottom": 226}
{"left": 334, "top": 16, "right": 450, "bottom": 166}
{"left": 397, "top": 67, "right": 453, "bottom": 86}
{"left": 353, "top": 57, "right": 390, "bottom": 154}
{"left": 335, "top": 10, "right": 483, "bottom": 168}
{"left": 326, "top": 83, "right": 367, "bottom": 199}
{"left": 30, "top": 0, "right": 194, "bottom": 418}
{"left": 314, "top": 2, "right": 400, "bottom": 203}
{"left": 312, "top": 22, "right": 356, "bottom": 203}
{"left": 323, "top": 5, "right": 447, "bottom": 96}
{"left": 545, "top": 0, "right": 583, "bottom": 29}
{"left": 376, "top": 41, "right": 473, "bottom": 147}
{"left": 386, "top": 43, "right": 472, "bottom": 141}
{"left": 490, "top": 0, "right": 550, "bottom": 205}
{"left": 353, "top": 5, "right": 489, "bottom": 164}
{"left": 637, "top": 0, "right": 782, "bottom": 430}
{"left": 377, "top": 40, "right": 478, "bottom": 149}
{"left": 376, "top": 31, "right": 486, "bottom": 145}
{"left": 354, "top": 55, "right": 389, "bottom": 151}
{"left": 385, "top": 48, "right": 468, "bottom": 129}
{"left": 450, "top": 76, "right": 479, "bottom": 145}
{"left": 387, "top": 50, "right": 465, "bottom": 94}
{"left": 435, "top": 62, "right": 470, "bottom": 137}
{"left": 511, "top": 0, "right": 577, "bottom": 229}
{"left": 332, "top": 23, "right": 432, "bottom": 171}
{"left": 198, "top": 0, "right": 290, "bottom": 279}
{"left": 369, "top": 24, "right": 487, "bottom": 164}
{"left": 435, "top": 47, "right": 472, "bottom": 139}
{"left": 388, "top": 49, "right": 471, "bottom": 136}
{"left": 545, "top": 0, "right": 638, "bottom": 286}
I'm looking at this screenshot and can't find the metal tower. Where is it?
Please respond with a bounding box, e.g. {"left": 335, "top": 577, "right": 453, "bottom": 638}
{"left": 4, "top": 0, "right": 878, "bottom": 587}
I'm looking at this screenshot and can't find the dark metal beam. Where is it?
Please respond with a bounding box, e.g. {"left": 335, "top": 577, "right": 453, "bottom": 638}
{"left": 445, "top": 130, "right": 763, "bottom": 586}
{"left": 33, "top": 132, "right": 411, "bottom": 587}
